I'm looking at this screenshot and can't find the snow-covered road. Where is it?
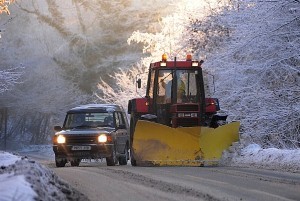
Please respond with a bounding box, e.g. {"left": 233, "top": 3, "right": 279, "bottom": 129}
{"left": 49, "top": 162, "right": 300, "bottom": 201}
{"left": 1, "top": 144, "right": 300, "bottom": 201}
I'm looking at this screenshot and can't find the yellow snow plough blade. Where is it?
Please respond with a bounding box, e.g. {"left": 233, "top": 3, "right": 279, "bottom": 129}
{"left": 132, "top": 120, "right": 240, "bottom": 166}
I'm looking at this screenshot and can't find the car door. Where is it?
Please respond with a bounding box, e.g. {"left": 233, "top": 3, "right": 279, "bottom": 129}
{"left": 114, "top": 112, "right": 127, "bottom": 154}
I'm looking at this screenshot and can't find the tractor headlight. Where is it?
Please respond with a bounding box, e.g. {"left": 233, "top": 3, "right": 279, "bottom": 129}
{"left": 98, "top": 134, "right": 107, "bottom": 143}
{"left": 160, "top": 62, "right": 166, "bottom": 67}
{"left": 57, "top": 135, "right": 66, "bottom": 144}
{"left": 192, "top": 62, "right": 198, "bottom": 67}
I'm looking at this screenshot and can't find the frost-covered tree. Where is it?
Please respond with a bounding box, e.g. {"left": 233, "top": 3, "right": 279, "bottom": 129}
{"left": 205, "top": 0, "right": 300, "bottom": 149}
{"left": 0, "top": 66, "right": 23, "bottom": 94}
{"left": 1, "top": 65, "right": 87, "bottom": 146}
{"left": 95, "top": 0, "right": 232, "bottom": 109}
{"left": 15, "top": 0, "right": 176, "bottom": 93}
{"left": 0, "top": 0, "right": 20, "bottom": 93}
{"left": 0, "top": 0, "right": 178, "bottom": 147}
{"left": 0, "top": 0, "right": 14, "bottom": 15}
{"left": 96, "top": 0, "right": 299, "bottom": 150}
{"left": 95, "top": 62, "right": 148, "bottom": 109}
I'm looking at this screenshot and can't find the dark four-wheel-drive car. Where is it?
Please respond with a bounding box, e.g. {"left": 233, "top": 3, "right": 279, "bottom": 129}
{"left": 52, "top": 104, "right": 130, "bottom": 167}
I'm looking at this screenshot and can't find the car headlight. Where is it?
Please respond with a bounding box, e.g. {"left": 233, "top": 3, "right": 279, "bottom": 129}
{"left": 57, "top": 135, "right": 66, "bottom": 144}
{"left": 98, "top": 134, "right": 107, "bottom": 143}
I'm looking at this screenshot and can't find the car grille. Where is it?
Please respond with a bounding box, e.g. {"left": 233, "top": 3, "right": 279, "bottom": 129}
{"left": 65, "top": 135, "right": 98, "bottom": 144}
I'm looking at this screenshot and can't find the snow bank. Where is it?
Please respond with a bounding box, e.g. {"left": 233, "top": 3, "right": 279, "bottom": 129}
{"left": 0, "top": 173, "right": 37, "bottom": 201}
{"left": 0, "top": 151, "right": 21, "bottom": 166}
{"left": 0, "top": 151, "right": 88, "bottom": 201}
{"left": 223, "top": 144, "right": 300, "bottom": 173}
{"left": 0, "top": 152, "right": 36, "bottom": 201}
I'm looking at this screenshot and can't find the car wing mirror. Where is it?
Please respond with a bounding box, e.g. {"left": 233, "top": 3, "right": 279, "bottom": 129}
{"left": 54, "top": 126, "right": 62, "bottom": 132}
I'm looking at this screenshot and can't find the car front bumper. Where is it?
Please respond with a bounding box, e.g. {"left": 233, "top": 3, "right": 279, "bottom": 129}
{"left": 53, "top": 143, "right": 114, "bottom": 160}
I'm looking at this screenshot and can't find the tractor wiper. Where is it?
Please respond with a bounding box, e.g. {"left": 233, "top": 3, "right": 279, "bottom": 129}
{"left": 160, "top": 71, "right": 174, "bottom": 83}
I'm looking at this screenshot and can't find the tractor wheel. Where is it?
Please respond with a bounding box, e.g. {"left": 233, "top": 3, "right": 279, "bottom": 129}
{"left": 130, "top": 112, "right": 139, "bottom": 144}
{"left": 130, "top": 149, "right": 137, "bottom": 166}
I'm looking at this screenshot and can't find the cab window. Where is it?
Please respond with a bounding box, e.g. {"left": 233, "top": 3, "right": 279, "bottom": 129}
{"left": 148, "top": 69, "right": 155, "bottom": 99}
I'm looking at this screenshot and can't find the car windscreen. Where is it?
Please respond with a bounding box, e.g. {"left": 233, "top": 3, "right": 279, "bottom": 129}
{"left": 64, "top": 112, "right": 114, "bottom": 129}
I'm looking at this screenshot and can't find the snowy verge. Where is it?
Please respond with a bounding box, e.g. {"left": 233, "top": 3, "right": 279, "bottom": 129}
{"left": 0, "top": 151, "right": 88, "bottom": 201}
{"left": 17, "top": 144, "right": 300, "bottom": 174}
{"left": 1, "top": 142, "right": 299, "bottom": 201}
{"left": 221, "top": 143, "right": 300, "bottom": 173}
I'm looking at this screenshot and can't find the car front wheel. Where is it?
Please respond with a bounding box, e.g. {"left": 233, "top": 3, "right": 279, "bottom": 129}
{"left": 55, "top": 156, "right": 66, "bottom": 168}
{"left": 70, "top": 159, "right": 81, "bottom": 167}
{"left": 119, "top": 144, "right": 129, "bottom": 165}
{"left": 106, "top": 147, "right": 118, "bottom": 166}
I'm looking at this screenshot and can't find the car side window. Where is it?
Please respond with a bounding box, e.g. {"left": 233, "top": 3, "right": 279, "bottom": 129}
{"left": 117, "top": 112, "right": 126, "bottom": 128}
{"left": 114, "top": 112, "right": 120, "bottom": 128}
{"left": 103, "top": 113, "right": 114, "bottom": 127}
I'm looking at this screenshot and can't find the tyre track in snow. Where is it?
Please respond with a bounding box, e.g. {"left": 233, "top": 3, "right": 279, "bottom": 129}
{"left": 25, "top": 151, "right": 300, "bottom": 201}
{"left": 208, "top": 167, "right": 300, "bottom": 186}
{"left": 101, "top": 168, "right": 220, "bottom": 201}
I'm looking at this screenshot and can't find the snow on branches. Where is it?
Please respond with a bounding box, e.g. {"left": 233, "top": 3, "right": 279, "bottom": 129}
{"left": 0, "top": 1, "right": 18, "bottom": 93}
{"left": 97, "top": 0, "right": 233, "bottom": 111}
{"left": 95, "top": 0, "right": 299, "bottom": 149}
{"left": 0, "top": 0, "right": 14, "bottom": 15}
{"left": 127, "top": 0, "right": 230, "bottom": 60}
{"left": 0, "top": 66, "right": 23, "bottom": 94}
{"left": 94, "top": 63, "right": 148, "bottom": 110}
{"left": 207, "top": 0, "right": 300, "bottom": 149}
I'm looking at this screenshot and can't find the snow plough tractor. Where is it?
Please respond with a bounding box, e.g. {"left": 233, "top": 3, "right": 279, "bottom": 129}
{"left": 128, "top": 54, "right": 240, "bottom": 166}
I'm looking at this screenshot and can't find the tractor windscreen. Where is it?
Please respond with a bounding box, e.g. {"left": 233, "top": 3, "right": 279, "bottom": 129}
{"left": 157, "top": 69, "right": 199, "bottom": 103}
